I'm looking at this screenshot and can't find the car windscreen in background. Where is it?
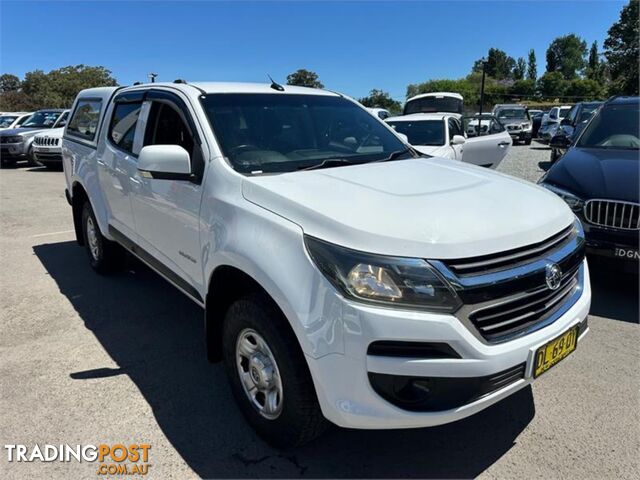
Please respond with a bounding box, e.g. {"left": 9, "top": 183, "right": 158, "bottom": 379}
{"left": 404, "top": 97, "right": 463, "bottom": 115}
{"left": 388, "top": 120, "right": 445, "bottom": 146}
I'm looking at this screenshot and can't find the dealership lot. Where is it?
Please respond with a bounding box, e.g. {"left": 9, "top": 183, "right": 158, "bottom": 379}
{"left": 0, "top": 146, "right": 638, "bottom": 479}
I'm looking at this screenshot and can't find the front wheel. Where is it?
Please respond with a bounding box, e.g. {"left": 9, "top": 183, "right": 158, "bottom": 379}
{"left": 222, "top": 294, "right": 328, "bottom": 448}
{"left": 524, "top": 138, "right": 532, "bottom": 145}
{"left": 81, "top": 201, "right": 125, "bottom": 274}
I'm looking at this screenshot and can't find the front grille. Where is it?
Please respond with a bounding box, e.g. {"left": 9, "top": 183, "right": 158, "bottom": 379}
{"left": 584, "top": 199, "right": 640, "bottom": 230}
{"left": 33, "top": 137, "right": 60, "bottom": 146}
{"left": 433, "top": 222, "right": 585, "bottom": 344}
{"left": 444, "top": 224, "right": 574, "bottom": 276}
{"left": 468, "top": 266, "right": 580, "bottom": 342}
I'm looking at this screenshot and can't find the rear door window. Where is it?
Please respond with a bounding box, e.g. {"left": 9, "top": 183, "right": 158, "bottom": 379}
{"left": 67, "top": 100, "right": 102, "bottom": 140}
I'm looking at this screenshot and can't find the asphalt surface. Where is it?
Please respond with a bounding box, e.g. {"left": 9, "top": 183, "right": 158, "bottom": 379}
{"left": 1, "top": 145, "right": 638, "bottom": 479}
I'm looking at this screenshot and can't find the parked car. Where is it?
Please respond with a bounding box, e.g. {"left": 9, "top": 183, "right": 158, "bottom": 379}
{"left": 492, "top": 104, "right": 532, "bottom": 144}
{"left": 530, "top": 110, "right": 546, "bottom": 138}
{"left": 538, "top": 106, "right": 572, "bottom": 143}
{"left": 0, "top": 112, "right": 33, "bottom": 130}
{"left": 366, "top": 107, "right": 391, "bottom": 120}
{"left": 403, "top": 92, "right": 464, "bottom": 116}
{"left": 32, "top": 127, "right": 64, "bottom": 169}
{"left": 539, "top": 96, "right": 639, "bottom": 272}
{"left": 386, "top": 112, "right": 511, "bottom": 168}
{"left": 64, "top": 81, "right": 590, "bottom": 448}
{"left": 0, "top": 109, "right": 69, "bottom": 168}
{"left": 549, "top": 101, "right": 603, "bottom": 162}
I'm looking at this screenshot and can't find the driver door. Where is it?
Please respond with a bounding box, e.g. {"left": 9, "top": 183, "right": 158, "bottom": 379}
{"left": 462, "top": 115, "right": 511, "bottom": 168}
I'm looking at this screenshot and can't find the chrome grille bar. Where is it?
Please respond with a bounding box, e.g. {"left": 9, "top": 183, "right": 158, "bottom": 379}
{"left": 584, "top": 199, "right": 640, "bottom": 230}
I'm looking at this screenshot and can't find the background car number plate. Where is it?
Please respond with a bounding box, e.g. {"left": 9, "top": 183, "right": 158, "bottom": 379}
{"left": 534, "top": 326, "right": 578, "bottom": 378}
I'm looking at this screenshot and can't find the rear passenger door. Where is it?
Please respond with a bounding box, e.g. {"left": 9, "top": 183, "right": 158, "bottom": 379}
{"left": 129, "top": 90, "right": 207, "bottom": 294}
{"left": 98, "top": 92, "right": 145, "bottom": 240}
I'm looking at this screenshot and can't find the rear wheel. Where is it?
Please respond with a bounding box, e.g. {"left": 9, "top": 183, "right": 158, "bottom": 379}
{"left": 0, "top": 159, "right": 16, "bottom": 168}
{"left": 222, "top": 293, "right": 328, "bottom": 448}
{"left": 81, "top": 201, "right": 125, "bottom": 274}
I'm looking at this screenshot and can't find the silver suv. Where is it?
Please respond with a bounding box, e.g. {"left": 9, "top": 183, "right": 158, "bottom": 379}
{"left": 492, "top": 104, "right": 532, "bottom": 145}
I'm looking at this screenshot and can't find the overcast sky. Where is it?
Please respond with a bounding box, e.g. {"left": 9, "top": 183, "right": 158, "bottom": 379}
{"left": 0, "top": 0, "right": 625, "bottom": 100}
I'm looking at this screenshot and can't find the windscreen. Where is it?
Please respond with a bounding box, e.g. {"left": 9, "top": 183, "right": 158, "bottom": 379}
{"left": 0, "top": 116, "right": 18, "bottom": 128}
{"left": 22, "top": 111, "right": 61, "bottom": 128}
{"left": 201, "top": 93, "right": 408, "bottom": 173}
{"left": 387, "top": 120, "right": 445, "bottom": 146}
{"left": 577, "top": 103, "right": 639, "bottom": 150}
{"left": 404, "top": 96, "right": 463, "bottom": 115}
{"left": 495, "top": 108, "right": 528, "bottom": 120}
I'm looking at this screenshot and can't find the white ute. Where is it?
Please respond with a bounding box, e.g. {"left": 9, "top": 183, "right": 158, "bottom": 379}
{"left": 63, "top": 81, "right": 591, "bottom": 448}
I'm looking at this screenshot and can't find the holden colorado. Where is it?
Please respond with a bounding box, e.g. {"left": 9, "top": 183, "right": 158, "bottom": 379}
{"left": 62, "top": 81, "right": 591, "bottom": 447}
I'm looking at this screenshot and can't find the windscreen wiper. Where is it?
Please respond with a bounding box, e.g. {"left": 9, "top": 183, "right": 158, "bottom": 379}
{"left": 374, "top": 148, "right": 413, "bottom": 163}
{"left": 298, "top": 158, "right": 357, "bottom": 171}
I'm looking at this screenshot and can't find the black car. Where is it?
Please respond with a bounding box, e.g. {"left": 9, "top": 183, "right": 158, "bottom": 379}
{"left": 539, "top": 96, "right": 639, "bottom": 272}
{"left": 549, "top": 101, "right": 603, "bottom": 162}
{"left": 532, "top": 110, "right": 547, "bottom": 138}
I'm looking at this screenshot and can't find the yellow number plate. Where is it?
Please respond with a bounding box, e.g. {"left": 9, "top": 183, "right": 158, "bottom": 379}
{"left": 533, "top": 326, "right": 578, "bottom": 378}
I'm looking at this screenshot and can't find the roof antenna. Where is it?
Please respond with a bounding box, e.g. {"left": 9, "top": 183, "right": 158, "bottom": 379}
{"left": 268, "top": 75, "right": 285, "bottom": 92}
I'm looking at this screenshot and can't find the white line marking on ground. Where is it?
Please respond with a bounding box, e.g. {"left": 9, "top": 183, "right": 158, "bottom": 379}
{"left": 32, "top": 230, "right": 75, "bottom": 238}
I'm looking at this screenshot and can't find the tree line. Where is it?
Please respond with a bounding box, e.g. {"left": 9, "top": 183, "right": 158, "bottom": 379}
{"left": 1, "top": 2, "right": 637, "bottom": 114}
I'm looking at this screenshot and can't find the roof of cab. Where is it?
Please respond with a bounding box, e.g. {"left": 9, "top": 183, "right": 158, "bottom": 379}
{"left": 406, "top": 92, "right": 463, "bottom": 102}
{"left": 386, "top": 112, "right": 450, "bottom": 122}
{"left": 109, "top": 82, "right": 340, "bottom": 97}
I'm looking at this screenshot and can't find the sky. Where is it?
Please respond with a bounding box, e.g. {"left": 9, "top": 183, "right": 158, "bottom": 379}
{"left": 0, "top": 0, "right": 626, "bottom": 101}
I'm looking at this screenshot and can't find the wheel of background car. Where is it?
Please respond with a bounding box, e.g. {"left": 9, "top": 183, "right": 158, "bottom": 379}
{"left": 222, "top": 293, "right": 328, "bottom": 448}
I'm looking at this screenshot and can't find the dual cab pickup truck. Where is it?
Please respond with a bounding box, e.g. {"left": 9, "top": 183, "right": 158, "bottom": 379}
{"left": 62, "top": 81, "right": 591, "bottom": 448}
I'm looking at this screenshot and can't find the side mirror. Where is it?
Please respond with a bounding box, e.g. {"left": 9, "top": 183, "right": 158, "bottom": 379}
{"left": 396, "top": 132, "right": 409, "bottom": 143}
{"left": 138, "top": 145, "right": 192, "bottom": 180}
{"left": 450, "top": 135, "right": 466, "bottom": 146}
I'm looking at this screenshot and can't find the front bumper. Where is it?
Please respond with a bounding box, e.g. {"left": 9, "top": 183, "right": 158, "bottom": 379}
{"left": 306, "top": 260, "right": 591, "bottom": 429}
{"left": 508, "top": 130, "right": 532, "bottom": 141}
{"left": 33, "top": 147, "right": 63, "bottom": 165}
{"left": 0, "top": 143, "right": 27, "bottom": 159}
{"left": 580, "top": 220, "right": 639, "bottom": 271}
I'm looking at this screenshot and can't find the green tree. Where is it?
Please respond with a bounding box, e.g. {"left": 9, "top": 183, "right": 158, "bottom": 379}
{"left": 286, "top": 69, "right": 324, "bottom": 88}
{"left": 527, "top": 49, "right": 537, "bottom": 80}
{"left": 358, "top": 89, "right": 402, "bottom": 114}
{"left": 537, "top": 71, "right": 568, "bottom": 98}
{"left": 586, "top": 41, "right": 600, "bottom": 81}
{"left": 513, "top": 57, "right": 526, "bottom": 80}
{"left": 545, "top": 34, "right": 588, "bottom": 79}
{"left": 510, "top": 79, "right": 537, "bottom": 97}
{"left": 473, "top": 48, "right": 516, "bottom": 80}
{"left": 0, "top": 74, "right": 21, "bottom": 92}
{"left": 565, "top": 78, "right": 605, "bottom": 100}
{"left": 604, "top": 0, "right": 639, "bottom": 95}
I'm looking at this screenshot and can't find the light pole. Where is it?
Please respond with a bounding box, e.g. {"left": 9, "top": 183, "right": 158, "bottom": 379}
{"left": 479, "top": 58, "right": 487, "bottom": 116}
{"left": 148, "top": 73, "right": 158, "bottom": 83}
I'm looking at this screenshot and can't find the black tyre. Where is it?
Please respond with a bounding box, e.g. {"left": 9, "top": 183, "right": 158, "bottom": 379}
{"left": 524, "top": 138, "right": 532, "bottom": 145}
{"left": 222, "top": 293, "right": 328, "bottom": 448}
{"left": 0, "top": 159, "right": 16, "bottom": 169}
{"left": 81, "top": 201, "right": 125, "bottom": 274}
{"left": 550, "top": 149, "right": 558, "bottom": 163}
{"left": 27, "top": 147, "right": 39, "bottom": 166}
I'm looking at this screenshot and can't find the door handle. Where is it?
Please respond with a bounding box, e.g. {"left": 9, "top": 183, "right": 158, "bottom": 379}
{"left": 498, "top": 142, "right": 510, "bottom": 147}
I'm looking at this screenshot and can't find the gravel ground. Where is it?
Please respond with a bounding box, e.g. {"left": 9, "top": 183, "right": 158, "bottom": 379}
{"left": 0, "top": 146, "right": 638, "bottom": 479}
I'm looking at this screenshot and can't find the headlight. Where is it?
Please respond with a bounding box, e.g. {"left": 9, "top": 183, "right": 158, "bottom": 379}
{"left": 305, "top": 236, "right": 461, "bottom": 312}
{"left": 540, "top": 183, "right": 584, "bottom": 211}
{"left": 521, "top": 123, "right": 531, "bottom": 130}
{"left": 4, "top": 136, "right": 23, "bottom": 143}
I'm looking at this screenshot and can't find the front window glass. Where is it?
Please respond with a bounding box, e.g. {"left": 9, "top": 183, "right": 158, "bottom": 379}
{"left": 578, "top": 104, "right": 600, "bottom": 123}
{"left": 559, "top": 107, "right": 571, "bottom": 118}
{"left": 201, "top": 94, "right": 407, "bottom": 173}
{"left": 577, "top": 104, "right": 639, "bottom": 150}
{"left": 22, "top": 111, "right": 61, "bottom": 128}
{"left": 495, "top": 108, "right": 528, "bottom": 120}
{"left": 0, "top": 116, "right": 18, "bottom": 128}
{"left": 388, "top": 120, "right": 445, "bottom": 146}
